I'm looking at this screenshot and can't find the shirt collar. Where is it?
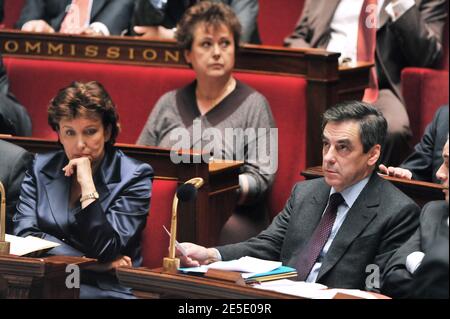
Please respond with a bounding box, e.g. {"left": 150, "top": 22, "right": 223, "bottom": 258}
{"left": 330, "top": 176, "right": 371, "bottom": 208}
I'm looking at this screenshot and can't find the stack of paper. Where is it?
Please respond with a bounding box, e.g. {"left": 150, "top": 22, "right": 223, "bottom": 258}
{"left": 179, "top": 256, "right": 297, "bottom": 283}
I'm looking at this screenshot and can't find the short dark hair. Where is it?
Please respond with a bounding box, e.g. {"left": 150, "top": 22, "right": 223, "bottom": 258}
{"left": 48, "top": 81, "right": 120, "bottom": 146}
{"left": 175, "top": 1, "right": 242, "bottom": 51}
{"left": 322, "top": 101, "right": 387, "bottom": 153}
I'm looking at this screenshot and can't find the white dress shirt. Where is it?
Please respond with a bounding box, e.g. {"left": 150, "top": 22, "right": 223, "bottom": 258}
{"left": 326, "top": 0, "right": 415, "bottom": 65}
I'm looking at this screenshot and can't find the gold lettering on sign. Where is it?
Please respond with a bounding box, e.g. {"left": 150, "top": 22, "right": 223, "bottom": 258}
{"left": 48, "top": 42, "right": 64, "bottom": 55}
{"left": 4, "top": 41, "right": 19, "bottom": 53}
{"left": 164, "top": 50, "right": 180, "bottom": 63}
{"left": 70, "top": 44, "right": 76, "bottom": 56}
{"left": 142, "top": 49, "right": 157, "bottom": 61}
{"left": 85, "top": 45, "right": 99, "bottom": 58}
{"left": 128, "top": 48, "right": 135, "bottom": 60}
{"left": 25, "top": 41, "right": 41, "bottom": 54}
{"left": 107, "top": 47, "right": 120, "bottom": 59}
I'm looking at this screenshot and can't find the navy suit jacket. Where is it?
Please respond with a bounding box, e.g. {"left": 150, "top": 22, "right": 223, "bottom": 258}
{"left": 218, "top": 173, "right": 420, "bottom": 290}
{"left": 16, "top": 0, "right": 135, "bottom": 35}
{"left": 400, "top": 105, "right": 449, "bottom": 183}
{"left": 13, "top": 147, "right": 153, "bottom": 291}
{"left": 0, "top": 140, "right": 33, "bottom": 233}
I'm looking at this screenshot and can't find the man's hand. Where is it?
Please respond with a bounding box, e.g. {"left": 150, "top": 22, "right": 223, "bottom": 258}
{"left": 86, "top": 255, "right": 132, "bottom": 272}
{"left": 177, "top": 242, "right": 220, "bottom": 267}
{"left": 379, "top": 164, "right": 413, "bottom": 179}
{"left": 133, "top": 26, "right": 175, "bottom": 39}
{"left": 21, "top": 20, "right": 55, "bottom": 33}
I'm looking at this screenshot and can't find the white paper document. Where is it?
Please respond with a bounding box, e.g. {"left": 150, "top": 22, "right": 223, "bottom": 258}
{"left": 179, "top": 256, "right": 282, "bottom": 276}
{"left": 254, "top": 279, "right": 329, "bottom": 298}
{"left": 5, "top": 234, "right": 60, "bottom": 256}
{"left": 254, "top": 279, "right": 379, "bottom": 299}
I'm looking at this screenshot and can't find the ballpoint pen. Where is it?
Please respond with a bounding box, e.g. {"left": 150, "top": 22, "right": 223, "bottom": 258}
{"left": 163, "top": 225, "right": 188, "bottom": 256}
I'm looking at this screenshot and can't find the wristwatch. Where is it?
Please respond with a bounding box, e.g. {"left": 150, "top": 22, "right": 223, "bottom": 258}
{"left": 80, "top": 191, "right": 99, "bottom": 203}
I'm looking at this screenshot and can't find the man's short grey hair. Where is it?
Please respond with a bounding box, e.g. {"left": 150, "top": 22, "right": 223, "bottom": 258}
{"left": 322, "top": 100, "right": 387, "bottom": 153}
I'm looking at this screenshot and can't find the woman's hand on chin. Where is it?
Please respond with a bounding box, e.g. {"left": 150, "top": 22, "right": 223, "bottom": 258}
{"left": 63, "top": 157, "right": 95, "bottom": 190}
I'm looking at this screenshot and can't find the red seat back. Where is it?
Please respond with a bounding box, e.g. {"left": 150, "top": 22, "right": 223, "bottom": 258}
{"left": 4, "top": 56, "right": 308, "bottom": 223}
{"left": 2, "top": 0, "right": 25, "bottom": 28}
{"left": 141, "top": 179, "right": 178, "bottom": 268}
{"left": 258, "top": 0, "right": 305, "bottom": 46}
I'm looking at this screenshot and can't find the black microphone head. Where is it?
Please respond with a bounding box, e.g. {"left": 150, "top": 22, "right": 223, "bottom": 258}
{"left": 177, "top": 183, "right": 197, "bottom": 202}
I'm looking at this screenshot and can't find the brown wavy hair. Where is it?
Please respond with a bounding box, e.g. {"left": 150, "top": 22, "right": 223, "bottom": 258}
{"left": 48, "top": 81, "right": 120, "bottom": 146}
{"left": 175, "top": 1, "right": 242, "bottom": 51}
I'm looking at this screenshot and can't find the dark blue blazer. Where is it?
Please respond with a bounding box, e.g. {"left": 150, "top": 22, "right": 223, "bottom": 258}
{"left": 13, "top": 147, "right": 153, "bottom": 292}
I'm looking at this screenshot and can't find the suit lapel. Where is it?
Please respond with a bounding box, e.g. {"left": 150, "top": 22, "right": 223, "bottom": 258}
{"left": 314, "top": 0, "right": 341, "bottom": 47}
{"left": 324, "top": 0, "right": 341, "bottom": 26}
{"left": 95, "top": 147, "right": 121, "bottom": 206}
{"left": 316, "top": 174, "right": 380, "bottom": 281}
{"left": 41, "top": 152, "right": 71, "bottom": 236}
{"left": 90, "top": 0, "right": 106, "bottom": 20}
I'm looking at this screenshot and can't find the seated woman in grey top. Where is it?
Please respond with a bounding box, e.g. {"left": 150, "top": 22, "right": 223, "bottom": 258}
{"left": 137, "top": 1, "right": 277, "bottom": 244}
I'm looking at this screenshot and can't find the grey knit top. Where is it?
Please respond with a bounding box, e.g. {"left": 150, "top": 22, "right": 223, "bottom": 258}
{"left": 137, "top": 80, "right": 277, "bottom": 206}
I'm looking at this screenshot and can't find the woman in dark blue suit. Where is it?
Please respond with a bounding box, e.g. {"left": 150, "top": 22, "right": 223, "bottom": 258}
{"left": 13, "top": 81, "right": 153, "bottom": 299}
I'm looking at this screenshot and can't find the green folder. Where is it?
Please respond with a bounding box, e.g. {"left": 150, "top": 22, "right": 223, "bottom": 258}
{"left": 245, "top": 266, "right": 297, "bottom": 283}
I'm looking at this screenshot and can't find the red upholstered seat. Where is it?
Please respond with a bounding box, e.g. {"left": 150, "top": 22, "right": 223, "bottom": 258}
{"left": 141, "top": 179, "right": 178, "bottom": 269}
{"left": 402, "top": 68, "right": 449, "bottom": 144}
{"left": 235, "top": 73, "right": 307, "bottom": 218}
{"left": 4, "top": 57, "right": 308, "bottom": 220}
{"left": 3, "top": 57, "right": 196, "bottom": 141}
{"left": 4, "top": 57, "right": 307, "bottom": 260}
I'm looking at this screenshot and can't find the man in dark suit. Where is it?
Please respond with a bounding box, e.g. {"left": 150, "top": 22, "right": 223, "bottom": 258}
{"left": 132, "top": 0, "right": 260, "bottom": 43}
{"left": 179, "top": 101, "right": 420, "bottom": 291}
{"left": 284, "top": 0, "right": 447, "bottom": 167}
{"left": 379, "top": 105, "right": 449, "bottom": 183}
{"left": 0, "top": 54, "right": 32, "bottom": 136}
{"left": 382, "top": 138, "right": 448, "bottom": 298}
{"left": 15, "top": 0, "right": 135, "bottom": 35}
{"left": 0, "top": 140, "right": 33, "bottom": 233}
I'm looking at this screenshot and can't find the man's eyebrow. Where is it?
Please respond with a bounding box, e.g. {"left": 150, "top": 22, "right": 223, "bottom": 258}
{"left": 336, "top": 139, "right": 351, "bottom": 144}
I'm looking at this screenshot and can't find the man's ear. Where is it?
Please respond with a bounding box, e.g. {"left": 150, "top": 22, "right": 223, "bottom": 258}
{"left": 367, "top": 144, "right": 381, "bottom": 166}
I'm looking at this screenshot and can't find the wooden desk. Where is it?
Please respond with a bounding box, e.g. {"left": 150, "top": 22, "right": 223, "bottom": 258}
{"left": 116, "top": 267, "right": 298, "bottom": 299}
{"left": 302, "top": 166, "right": 445, "bottom": 207}
{"left": 0, "top": 255, "right": 94, "bottom": 299}
{"left": 0, "top": 30, "right": 371, "bottom": 167}
{"left": 1, "top": 135, "right": 242, "bottom": 247}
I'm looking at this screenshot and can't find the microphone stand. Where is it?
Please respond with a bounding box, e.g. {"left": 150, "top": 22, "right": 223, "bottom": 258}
{"left": 0, "top": 182, "right": 10, "bottom": 255}
{"left": 163, "top": 177, "right": 204, "bottom": 273}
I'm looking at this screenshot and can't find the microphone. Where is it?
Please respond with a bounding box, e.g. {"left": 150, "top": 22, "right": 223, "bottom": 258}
{"left": 0, "top": 181, "right": 11, "bottom": 255}
{"left": 163, "top": 177, "right": 204, "bottom": 273}
{"left": 176, "top": 184, "right": 198, "bottom": 202}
